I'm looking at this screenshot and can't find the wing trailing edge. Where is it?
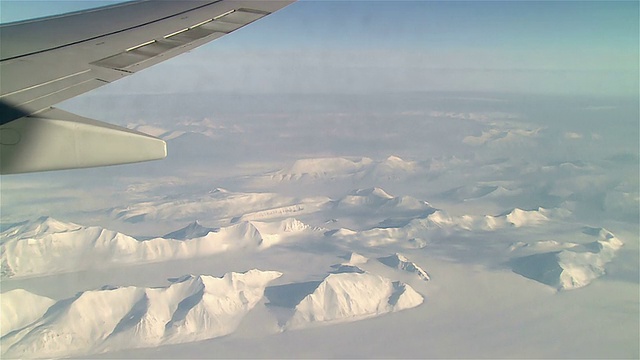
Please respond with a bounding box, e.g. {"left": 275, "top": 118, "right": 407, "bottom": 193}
{"left": 0, "top": 107, "right": 166, "bottom": 174}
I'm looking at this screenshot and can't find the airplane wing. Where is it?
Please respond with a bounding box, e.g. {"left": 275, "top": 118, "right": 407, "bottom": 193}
{"left": 0, "top": 0, "right": 295, "bottom": 174}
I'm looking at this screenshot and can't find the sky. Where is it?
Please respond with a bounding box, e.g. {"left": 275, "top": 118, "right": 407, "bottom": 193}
{"left": 1, "top": 0, "right": 638, "bottom": 97}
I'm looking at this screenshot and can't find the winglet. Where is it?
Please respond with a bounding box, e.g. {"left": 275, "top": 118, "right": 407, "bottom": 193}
{"left": 0, "top": 108, "right": 166, "bottom": 174}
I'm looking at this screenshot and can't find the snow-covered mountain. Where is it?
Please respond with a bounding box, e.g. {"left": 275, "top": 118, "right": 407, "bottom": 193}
{"left": 378, "top": 253, "right": 430, "bottom": 281}
{"left": 409, "top": 207, "right": 566, "bottom": 231}
{"left": 286, "top": 272, "right": 423, "bottom": 329}
{"left": 333, "top": 187, "right": 433, "bottom": 214}
{"left": 0, "top": 216, "right": 82, "bottom": 243}
{"left": 339, "top": 252, "right": 369, "bottom": 265}
{"left": 162, "top": 220, "right": 218, "bottom": 240}
{"left": 336, "top": 187, "right": 395, "bottom": 207}
{"left": 510, "top": 228, "right": 624, "bottom": 290}
{"left": 1, "top": 289, "right": 55, "bottom": 338}
{"left": 326, "top": 207, "right": 568, "bottom": 249}
{"left": 0, "top": 217, "right": 314, "bottom": 278}
{"left": 438, "top": 183, "right": 522, "bottom": 201}
{"left": 264, "top": 156, "right": 420, "bottom": 183}
{"left": 509, "top": 240, "right": 579, "bottom": 253}
{"left": 1, "top": 270, "right": 281, "bottom": 358}
{"left": 109, "top": 188, "right": 307, "bottom": 224}
{"left": 329, "top": 263, "right": 366, "bottom": 274}
{"left": 249, "top": 218, "right": 320, "bottom": 247}
{"left": 273, "top": 157, "right": 375, "bottom": 181}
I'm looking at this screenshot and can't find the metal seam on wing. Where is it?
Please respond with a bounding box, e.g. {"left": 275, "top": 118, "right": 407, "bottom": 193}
{"left": 91, "top": 8, "right": 270, "bottom": 72}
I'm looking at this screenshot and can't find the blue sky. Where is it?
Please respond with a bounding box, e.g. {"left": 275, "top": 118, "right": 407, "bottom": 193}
{"left": 2, "top": 0, "right": 638, "bottom": 96}
{"left": 3, "top": 1, "right": 636, "bottom": 50}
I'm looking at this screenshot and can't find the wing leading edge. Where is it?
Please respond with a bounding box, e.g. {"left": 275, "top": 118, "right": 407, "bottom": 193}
{"left": 0, "top": 0, "right": 295, "bottom": 174}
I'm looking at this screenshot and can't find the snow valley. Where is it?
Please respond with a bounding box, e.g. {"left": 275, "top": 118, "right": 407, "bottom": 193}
{"left": 1, "top": 92, "right": 638, "bottom": 358}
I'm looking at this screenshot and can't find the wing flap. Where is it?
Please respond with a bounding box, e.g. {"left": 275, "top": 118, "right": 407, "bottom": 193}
{"left": 0, "top": 108, "right": 167, "bottom": 174}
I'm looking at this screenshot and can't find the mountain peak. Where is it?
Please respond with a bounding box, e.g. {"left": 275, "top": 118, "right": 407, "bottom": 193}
{"left": 163, "top": 221, "right": 218, "bottom": 240}
{"left": 168, "top": 274, "right": 197, "bottom": 283}
{"left": 351, "top": 187, "right": 394, "bottom": 199}
{"left": 378, "top": 253, "right": 430, "bottom": 281}
{"left": 209, "top": 187, "right": 229, "bottom": 194}
{"left": 339, "top": 252, "right": 369, "bottom": 265}
{"left": 1, "top": 216, "right": 82, "bottom": 242}
{"left": 504, "top": 208, "right": 549, "bottom": 227}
